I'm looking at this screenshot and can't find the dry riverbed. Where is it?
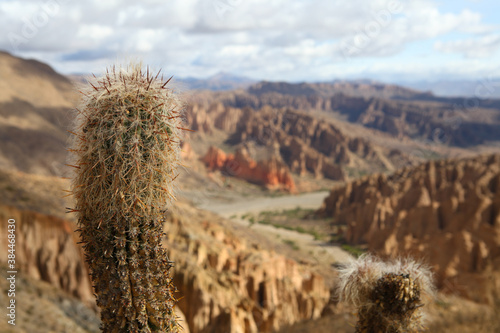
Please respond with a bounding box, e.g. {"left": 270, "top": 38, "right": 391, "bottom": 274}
{"left": 197, "top": 191, "right": 354, "bottom": 267}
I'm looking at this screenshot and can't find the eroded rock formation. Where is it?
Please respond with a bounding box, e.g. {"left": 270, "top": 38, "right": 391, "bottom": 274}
{"left": 223, "top": 82, "right": 500, "bottom": 147}
{"left": 0, "top": 201, "right": 329, "bottom": 333}
{"left": 191, "top": 102, "right": 408, "bottom": 182}
{"left": 230, "top": 107, "right": 389, "bottom": 180}
{"left": 166, "top": 203, "right": 329, "bottom": 333}
{"left": 319, "top": 154, "right": 500, "bottom": 304}
{"left": 0, "top": 205, "right": 94, "bottom": 306}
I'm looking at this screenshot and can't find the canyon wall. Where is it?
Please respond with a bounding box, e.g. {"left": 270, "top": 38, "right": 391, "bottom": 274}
{"left": 166, "top": 203, "right": 329, "bottom": 333}
{"left": 187, "top": 102, "right": 407, "bottom": 182}
{"left": 319, "top": 154, "right": 500, "bottom": 304}
{"left": 0, "top": 201, "right": 330, "bottom": 332}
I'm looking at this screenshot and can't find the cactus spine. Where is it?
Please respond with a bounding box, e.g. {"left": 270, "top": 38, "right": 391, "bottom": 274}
{"left": 337, "top": 255, "right": 434, "bottom": 332}
{"left": 70, "top": 63, "right": 184, "bottom": 332}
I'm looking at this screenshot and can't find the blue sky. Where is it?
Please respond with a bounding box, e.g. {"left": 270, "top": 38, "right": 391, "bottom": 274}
{"left": 0, "top": 0, "right": 499, "bottom": 82}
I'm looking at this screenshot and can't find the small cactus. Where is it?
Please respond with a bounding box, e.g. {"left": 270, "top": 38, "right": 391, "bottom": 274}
{"left": 69, "top": 63, "right": 185, "bottom": 332}
{"left": 337, "top": 254, "right": 434, "bottom": 332}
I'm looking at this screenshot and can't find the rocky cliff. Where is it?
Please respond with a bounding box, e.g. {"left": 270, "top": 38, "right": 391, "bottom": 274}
{"left": 318, "top": 154, "right": 500, "bottom": 304}
{"left": 166, "top": 202, "right": 329, "bottom": 333}
{"left": 229, "top": 107, "right": 404, "bottom": 179}
{"left": 187, "top": 101, "right": 408, "bottom": 182}
{"left": 185, "top": 102, "right": 243, "bottom": 135}
{"left": 202, "top": 145, "right": 297, "bottom": 192}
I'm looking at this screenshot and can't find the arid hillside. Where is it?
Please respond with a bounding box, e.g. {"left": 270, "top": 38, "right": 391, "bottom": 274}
{"left": 2, "top": 51, "right": 500, "bottom": 332}
{"left": 2, "top": 51, "right": 500, "bottom": 191}
{"left": 0, "top": 51, "right": 78, "bottom": 176}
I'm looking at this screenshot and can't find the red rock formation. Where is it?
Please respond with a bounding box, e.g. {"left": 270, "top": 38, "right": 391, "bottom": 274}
{"left": 202, "top": 146, "right": 228, "bottom": 170}
{"left": 318, "top": 154, "right": 500, "bottom": 304}
{"left": 258, "top": 155, "right": 296, "bottom": 190}
{"left": 202, "top": 145, "right": 297, "bottom": 192}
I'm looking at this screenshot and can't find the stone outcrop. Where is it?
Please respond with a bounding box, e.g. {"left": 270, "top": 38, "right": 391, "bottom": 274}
{"left": 318, "top": 154, "right": 500, "bottom": 304}
{"left": 202, "top": 145, "right": 297, "bottom": 192}
{"left": 0, "top": 204, "right": 94, "bottom": 306}
{"left": 165, "top": 203, "right": 330, "bottom": 333}
{"left": 202, "top": 146, "right": 228, "bottom": 170}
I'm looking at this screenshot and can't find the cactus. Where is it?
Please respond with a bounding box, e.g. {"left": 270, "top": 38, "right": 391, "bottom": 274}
{"left": 337, "top": 254, "right": 435, "bottom": 333}
{"left": 69, "top": 63, "right": 185, "bottom": 332}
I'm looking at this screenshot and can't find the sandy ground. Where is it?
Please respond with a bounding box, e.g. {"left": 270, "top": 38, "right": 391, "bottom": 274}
{"left": 198, "top": 191, "right": 353, "bottom": 265}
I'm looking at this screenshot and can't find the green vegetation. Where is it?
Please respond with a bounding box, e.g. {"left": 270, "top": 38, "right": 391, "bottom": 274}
{"left": 345, "top": 167, "right": 369, "bottom": 179}
{"left": 259, "top": 207, "right": 315, "bottom": 219}
{"left": 255, "top": 207, "right": 325, "bottom": 240}
{"left": 341, "top": 244, "right": 366, "bottom": 258}
{"left": 282, "top": 239, "right": 300, "bottom": 250}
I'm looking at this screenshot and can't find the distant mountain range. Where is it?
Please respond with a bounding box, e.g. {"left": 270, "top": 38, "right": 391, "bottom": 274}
{"left": 397, "top": 79, "right": 500, "bottom": 98}
{"left": 177, "top": 71, "right": 256, "bottom": 91}
{"left": 69, "top": 71, "right": 256, "bottom": 91}
{"left": 177, "top": 73, "right": 500, "bottom": 99}
{"left": 67, "top": 68, "right": 500, "bottom": 98}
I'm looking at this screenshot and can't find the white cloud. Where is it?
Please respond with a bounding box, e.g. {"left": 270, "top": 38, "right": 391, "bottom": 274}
{"left": 0, "top": 0, "right": 497, "bottom": 81}
{"left": 77, "top": 24, "right": 114, "bottom": 40}
{"left": 435, "top": 34, "right": 500, "bottom": 58}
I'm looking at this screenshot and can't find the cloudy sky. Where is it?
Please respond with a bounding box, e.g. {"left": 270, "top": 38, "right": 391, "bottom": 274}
{"left": 0, "top": 0, "right": 499, "bottom": 83}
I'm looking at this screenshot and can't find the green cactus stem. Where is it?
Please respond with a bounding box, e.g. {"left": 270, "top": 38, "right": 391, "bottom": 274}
{"left": 70, "top": 63, "right": 185, "bottom": 332}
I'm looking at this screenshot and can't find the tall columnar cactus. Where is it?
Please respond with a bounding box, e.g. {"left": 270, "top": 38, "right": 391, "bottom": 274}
{"left": 337, "top": 255, "right": 435, "bottom": 333}
{"left": 69, "top": 63, "right": 185, "bottom": 332}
